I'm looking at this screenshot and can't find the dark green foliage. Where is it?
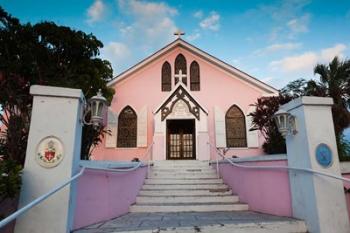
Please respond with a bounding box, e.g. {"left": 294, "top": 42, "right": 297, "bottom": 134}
{"left": 0, "top": 159, "right": 22, "bottom": 203}
{"left": 0, "top": 7, "right": 115, "bottom": 165}
{"left": 248, "top": 95, "right": 292, "bottom": 154}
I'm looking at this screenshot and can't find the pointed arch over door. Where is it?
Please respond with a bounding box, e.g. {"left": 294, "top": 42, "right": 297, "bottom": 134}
{"left": 225, "top": 105, "right": 247, "bottom": 147}
{"left": 117, "top": 106, "right": 137, "bottom": 148}
{"left": 190, "top": 61, "right": 200, "bottom": 91}
{"left": 175, "top": 54, "right": 187, "bottom": 85}
{"left": 161, "top": 61, "right": 171, "bottom": 91}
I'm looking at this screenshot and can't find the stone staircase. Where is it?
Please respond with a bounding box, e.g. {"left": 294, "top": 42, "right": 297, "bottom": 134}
{"left": 74, "top": 160, "right": 308, "bottom": 233}
{"left": 130, "top": 160, "right": 249, "bottom": 213}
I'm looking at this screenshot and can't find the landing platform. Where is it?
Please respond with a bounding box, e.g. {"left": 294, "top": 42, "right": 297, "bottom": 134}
{"left": 73, "top": 211, "right": 307, "bottom": 233}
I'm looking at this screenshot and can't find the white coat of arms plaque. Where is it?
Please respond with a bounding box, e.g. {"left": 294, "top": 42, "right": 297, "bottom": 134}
{"left": 36, "top": 137, "right": 64, "bottom": 168}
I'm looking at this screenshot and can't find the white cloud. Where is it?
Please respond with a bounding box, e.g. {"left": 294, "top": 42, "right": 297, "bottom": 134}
{"left": 187, "top": 32, "right": 201, "bottom": 41}
{"left": 199, "top": 11, "right": 220, "bottom": 31}
{"left": 245, "top": 1, "right": 311, "bottom": 41}
{"left": 117, "top": 0, "right": 178, "bottom": 52}
{"left": 101, "top": 42, "right": 131, "bottom": 74}
{"left": 86, "top": 0, "right": 106, "bottom": 24}
{"left": 254, "top": 42, "right": 302, "bottom": 56}
{"left": 194, "top": 10, "right": 203, "bottom": 19}
{"left": 270, "top": 52, "right": 317, "bottom": 72}
{"left": 120, "top": 0, "right": 177, "bottom": 18}
{"left": 270, "top": 43, "right": 347, "bottom": 73}
{"left": 287, "top": 14, "right": 310, "bottom": 37}
{"left": 320, "top": 44, "right": 346, "bottom": 61}
{"left": 100, "top": 1, "right": 178, "bottom": 74}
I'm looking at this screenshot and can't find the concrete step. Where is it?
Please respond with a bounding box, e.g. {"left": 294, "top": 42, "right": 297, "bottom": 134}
{"left": 130, "top": 203, "right": 249, "bottom": 213}
{"left": 136, "top": 195, "right": 239, "bottom": 204}
{"left": 153, "top": 165, "right": 210, "bottom": 169}
{"left": 149, "top": 173, "right": 218, "bottom": 179}
{"left": 73, "top": 212, "right": 308, "bottom": 233}
{"left": 150, "top": 170, "right": 217, "bottom": 175}
{"left": 142, "top": 184, "right": 228, "bottom": 190}
{"left": 152, "top": 168, "right": 214, "bottom": 173}
{"left": 153, "top": 161, "right": 209, "bottom": 166}
{"left": 144, "top": 178, "right": 223, "bottom": 185}
{"left": 139, "top": 189, "right": 232, "bottom": 197}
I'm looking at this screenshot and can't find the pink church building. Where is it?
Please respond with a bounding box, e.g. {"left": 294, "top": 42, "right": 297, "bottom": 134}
{"left": 93, "top": 38, "right": 278, "bottom": 161}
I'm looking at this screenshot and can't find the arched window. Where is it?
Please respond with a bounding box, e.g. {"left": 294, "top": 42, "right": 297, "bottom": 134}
{"left": 190, "top": 61, "right": 200, "bottom": 91}
{"left": 225, "top": 105, "right": 247, "bottom": 147}
{"left": 117, "top": 106, "right": 137, "bottom": 148}
{"left": 175, "top": 54, "right": 187, "bottom": 85}
{"left": 161, "top": 61, "right": 171, "bottom": 91}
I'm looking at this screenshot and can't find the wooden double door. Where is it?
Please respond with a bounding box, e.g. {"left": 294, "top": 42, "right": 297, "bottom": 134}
{"left": 166, "top": 119, "right": 196, "bottom": 160}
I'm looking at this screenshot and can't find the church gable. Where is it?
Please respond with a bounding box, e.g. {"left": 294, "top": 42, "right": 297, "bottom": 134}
{"left": 108, "top": 39, "right": 277, "bottom": 94}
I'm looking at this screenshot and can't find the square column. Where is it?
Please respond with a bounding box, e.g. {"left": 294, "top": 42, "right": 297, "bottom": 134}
{"left": 282, "top": 96, "right": 350, "bottom": 233}
{"left": 15, "top": 85, "right": 84, "bottom": 233}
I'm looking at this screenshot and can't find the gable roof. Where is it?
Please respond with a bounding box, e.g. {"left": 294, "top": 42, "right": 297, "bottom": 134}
{"left": 154, "top": 82, "right": 208, "bottom": 115}
{"left": 108, "top": 38, "right": 278, "bottom": 94}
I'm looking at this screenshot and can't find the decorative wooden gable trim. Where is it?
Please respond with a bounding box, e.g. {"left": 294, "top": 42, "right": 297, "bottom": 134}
{"left": 108, "top": 39, "right": 277, "bottom": 94}
{"left": 155, "top": 84, "right": 208, "bottom": 121}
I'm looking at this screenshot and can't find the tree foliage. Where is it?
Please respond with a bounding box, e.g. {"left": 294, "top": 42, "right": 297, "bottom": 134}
{"left": 252, "top": 57, "right": 350, "bottom": 158}
{"left": 248, "top": 95, "right": 292, "bottom": 154}
{"left": 0, "top": 6, "right": 115, "bottom": 166}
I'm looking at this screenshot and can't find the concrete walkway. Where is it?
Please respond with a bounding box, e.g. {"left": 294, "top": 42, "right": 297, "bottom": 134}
{"left": 73, "top": 211, "right": 307, "bottom": 233}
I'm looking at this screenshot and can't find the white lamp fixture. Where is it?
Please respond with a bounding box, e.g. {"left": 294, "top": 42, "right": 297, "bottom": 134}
{"left": 273, "top": 109, "right": 297, "bottom": 138}
{"left": 83, "top": 89, "right": 108, "bottom": 129}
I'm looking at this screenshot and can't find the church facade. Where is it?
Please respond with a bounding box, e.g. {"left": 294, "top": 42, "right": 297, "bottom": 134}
{"left": 93, "top": 38, "right": 278, "bottom": 161}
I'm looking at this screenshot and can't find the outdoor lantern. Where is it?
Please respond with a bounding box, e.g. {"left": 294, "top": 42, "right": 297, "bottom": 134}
{"left": 83, "top": 89, "right": 108, "bottom": 129}
{"left": 273, "top": 109, "right": 297, "bottom": 138}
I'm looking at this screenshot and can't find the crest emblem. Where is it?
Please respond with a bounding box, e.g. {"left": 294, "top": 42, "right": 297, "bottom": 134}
{"left": 36, "top": 137, "right": 64, "bottom": 168}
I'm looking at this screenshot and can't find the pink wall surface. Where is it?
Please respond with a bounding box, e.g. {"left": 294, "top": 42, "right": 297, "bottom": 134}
{"left": 93, "top": 45, "right": 272, "bottom": 161}
{"left": 218, "top": 160, "right": 292, "bottom": 217}
{"left": 73, "top": 167, "right": 147, "bottom": 230}
{"left": 344, "top": 173, "right": 350, "bottom": 223}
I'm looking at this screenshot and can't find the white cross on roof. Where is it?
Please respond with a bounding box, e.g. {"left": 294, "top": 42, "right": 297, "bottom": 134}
{"left": 174, "top": 29, "right": 185, "bottom": 39}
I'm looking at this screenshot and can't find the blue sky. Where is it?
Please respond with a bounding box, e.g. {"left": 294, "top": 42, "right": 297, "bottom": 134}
{"left": 2, "top": 0, "right": 350, "bottom": 89}
{"left": 1, "top": 0, "right": 350, "bottom": 141}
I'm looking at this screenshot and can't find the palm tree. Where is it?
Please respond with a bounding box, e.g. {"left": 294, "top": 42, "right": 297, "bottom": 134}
{"left": 305, "top": 57, "right": 350, "bottom": 157}
{"left": 306, "top": 57, "right": 350, "bottom": 136}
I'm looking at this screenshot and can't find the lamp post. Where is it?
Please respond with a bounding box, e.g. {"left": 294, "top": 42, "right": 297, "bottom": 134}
{"left": 273, "top": 109, "right": 297, "bottom": 138}
{"left": 83, "top": 89, "right": 108, "bottom": 129}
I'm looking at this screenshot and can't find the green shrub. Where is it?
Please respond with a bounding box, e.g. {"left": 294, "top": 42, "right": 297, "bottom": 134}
{"left": 0, "top": 158, "right": 22, "bottom": 204}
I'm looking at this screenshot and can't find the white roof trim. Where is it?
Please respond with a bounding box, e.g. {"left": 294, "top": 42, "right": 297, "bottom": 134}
{"left": 108, "top": 39, "right": 278, "bottom": 94}
{"left": 153, "top": 82, "right": 209, "bottom": 115}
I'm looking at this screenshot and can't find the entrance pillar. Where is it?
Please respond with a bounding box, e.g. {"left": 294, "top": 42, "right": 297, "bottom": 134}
{"left": 281, "top": 96, "right": 350, "bottom": 233}
{"left": 15, "top": 85, "right": 84, "bottom": 233}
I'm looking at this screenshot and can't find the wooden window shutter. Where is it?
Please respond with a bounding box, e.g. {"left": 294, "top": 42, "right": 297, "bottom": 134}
{"left": 137, "top": 106, "right": 148, "bottom": 147}
{"left": 246, "top": 106, "right": 259, "bottom": 148}
{"left": 214, "top": 106, "right": 226, "bottom": 147}
{"left": 105, "top": 108, "right": 118, "bottom": 148}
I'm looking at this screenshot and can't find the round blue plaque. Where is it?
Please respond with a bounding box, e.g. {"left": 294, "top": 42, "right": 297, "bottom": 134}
{"left": 315, "top": 143, "right": 333, "bottom": 168}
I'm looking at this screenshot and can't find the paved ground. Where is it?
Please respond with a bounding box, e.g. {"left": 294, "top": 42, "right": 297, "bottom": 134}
{"left": 73, "top": 211, "right": 306, "bottom": 233}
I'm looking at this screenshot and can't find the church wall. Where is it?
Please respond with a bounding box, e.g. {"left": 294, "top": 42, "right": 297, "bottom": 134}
{"left": 92, "top": 46, "right": 272, "bottom": 161}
